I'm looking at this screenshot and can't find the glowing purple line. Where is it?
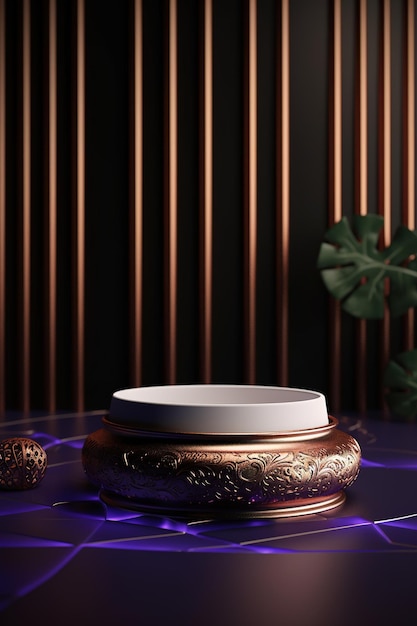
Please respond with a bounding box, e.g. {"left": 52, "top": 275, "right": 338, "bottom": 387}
{"left": 9, "top": 519, "right": 106, "bottom": 608}
{"left": 372, "top": 524, "right": 393, "bottom": 544}
{"left": 240, "top": 518, "right": 372, "bottom": 546}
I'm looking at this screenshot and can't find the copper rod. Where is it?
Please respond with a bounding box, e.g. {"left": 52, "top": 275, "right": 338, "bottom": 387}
{"left": 244, "top": 0, "right": 257, "bottom": 384}
{"left": 355, "top": 318, "right": 367, "bottom": 412}
{"left": 355, "top": 0, "right": 368, "bottom": 413}
{"left": 328, "top": 0, "right": 342, "bottom": 412}
{"left": 358, "top": 0, "right": 368, "bottom": 217}
{"left": 21, "top": 0, "right": 31, "bottom": 413}
{"left": 75, "top": 0, "right": 85, "bottom": 410}
{"left": 379, "top": 0, "right": 391, "bottom": 407}
{"left": 404, "top": 0, "right": 415, "bottom": 232}
{"left": 277, "top": 0, "right": 290, "bottom": 386}
{"left": 331, "top": 0, "right": 342, "bottom": 225}
{"left": 0, "top": 0, "right": 5, "bottom": 414}
{"left": 381, "top": 0, "right": 391, "bottom": 245}
{"left": 46, "top": 0, "right": 57, "bottom": 411}
{"left": 403, "top": 0, "right": 415, "bottom": 351}
{"left": 132, "top": 0, "right": 143, "bottom": 387}
{"left": 248, "top": 0, "right": 257, "bottom": 385}
{"left": 165, "top": 0, "right": 177, "bottom": 384}
{"left": 200, "top": 0, "right": 213, "bottom": 383}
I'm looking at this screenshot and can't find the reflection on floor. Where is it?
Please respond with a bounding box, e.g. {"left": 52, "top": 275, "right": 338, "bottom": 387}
{"left": 1, "top": 411, "right": 417, "bottom": 610}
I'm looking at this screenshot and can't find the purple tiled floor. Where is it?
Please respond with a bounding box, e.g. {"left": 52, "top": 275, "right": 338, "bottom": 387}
{"left": 1, "top": 411, "right": 417, "bottom": 624}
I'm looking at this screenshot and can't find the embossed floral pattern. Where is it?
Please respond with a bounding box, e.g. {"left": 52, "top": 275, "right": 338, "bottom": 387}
{"left": 82, "top": 427, "right": 361, "bottom": 516}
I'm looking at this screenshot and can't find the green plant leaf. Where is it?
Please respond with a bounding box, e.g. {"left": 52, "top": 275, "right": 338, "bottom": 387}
{"left": 317, "top": 215, "right": 417, "bottom": 319}
{"left": 384, "top": 350, "right": 417, "bottom": 419}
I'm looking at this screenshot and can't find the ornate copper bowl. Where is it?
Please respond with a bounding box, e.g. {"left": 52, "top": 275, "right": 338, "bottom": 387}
{"left": 82, "top": 385, "right": 361, "bottom": 519}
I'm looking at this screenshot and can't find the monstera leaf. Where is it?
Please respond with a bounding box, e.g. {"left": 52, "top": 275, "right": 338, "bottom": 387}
{"left": 384, "top": 350, "right": 417, "bottom": 419}
{"left": 317, "top": 215, "right": 417, "bottom": 319}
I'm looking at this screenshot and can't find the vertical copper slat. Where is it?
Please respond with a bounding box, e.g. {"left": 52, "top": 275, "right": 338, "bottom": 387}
{"left": 74, "top": 0, "right": 85, "bottom": 410}
{"left": 331, "top": 0, "right": 343, "bottom": 224}
{"left": 0, "top": 0, "right": 5, "bottom": 413}
{"left": 200, "top": 0, "right": 213, "bottom": 383}
{"left": 403, "top": 0, "right": 415, "bottom": 351}
{"left": 244, "top": 0, "right": 257, "bottom": 384}
{"left": 277, "top": 0, "right": 290, "bottom": 386}
{"left": 358, "top": 0, "right": 368, "bottom": 217}
{"left": 165, "top": 0, "right": 177, "bottom": 384}
{"left": 46, "top": 0, "right": 57, "bottom": 411}
{"left": 328, "top": 0, "right": 342, "bottom": 412}
{"left": 355, "top": 0, "right": 368, "bottom": 412}
{"left": 380, "top": 0, "right": 391, "bottom": 245}
{"left": 21, "top": 0, "right": 31, "bottom": 413}
{"left": 380, "top": 0, "right": 391, "bottom": 405}
{"left": 132, "top": 0, "right": 143, "bottom": 387}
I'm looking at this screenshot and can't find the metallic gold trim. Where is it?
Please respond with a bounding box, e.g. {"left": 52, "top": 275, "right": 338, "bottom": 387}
{"left": 83, "top": 421, "right": 360, "bottom": 519}
{"left": 100, "top": 490, "right": 346, "bottom": 520}
{"left": 74, "top": 0, "right": 85, "bottom": 411}
{"left": 355, "top": 0, "right": 368, "bottom": 412}
{"left": 403, "top": 0, "right": 415, "bottom": 351}
{"left": 200, "top": 0, "right": 213, "bottom": 383}
{"left": 0, "top": 0, "right": 5, "bottom": 414}
{"left": 102, "top": 414, "right": 339, "bottom": 443}
{"left": 328, "top": 0, "right": 342, "bottom": 412}
{"left": 277, "top": 0, "right": 290, "bottom": 386}
{"left": 165, "top": 0, "right": 177, "bottom": 384}
{"left": 22, "top": 0, "right": 31, "bottom": 414}
{"left": 46, "top": 0, "right": 57, "bottom": 412}
{"left": 131, "top": 0, "right": 143, "bottom": 386}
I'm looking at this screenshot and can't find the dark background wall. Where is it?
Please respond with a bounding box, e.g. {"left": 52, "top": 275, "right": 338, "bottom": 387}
{"left": 0, "top": 0, "right": 415, "bottom": 413}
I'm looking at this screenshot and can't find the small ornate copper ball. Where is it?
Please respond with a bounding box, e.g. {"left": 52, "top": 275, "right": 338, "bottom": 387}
{"left": 0, "top": 437, "right": 47, "bottom": 490}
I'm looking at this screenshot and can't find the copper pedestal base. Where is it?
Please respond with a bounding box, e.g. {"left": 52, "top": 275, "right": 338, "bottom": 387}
{"left": 99, "top": 489, "right": 347, "bottom": 519}
{"left": 82, "top": 416, "right": 361, "bottom": 519}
